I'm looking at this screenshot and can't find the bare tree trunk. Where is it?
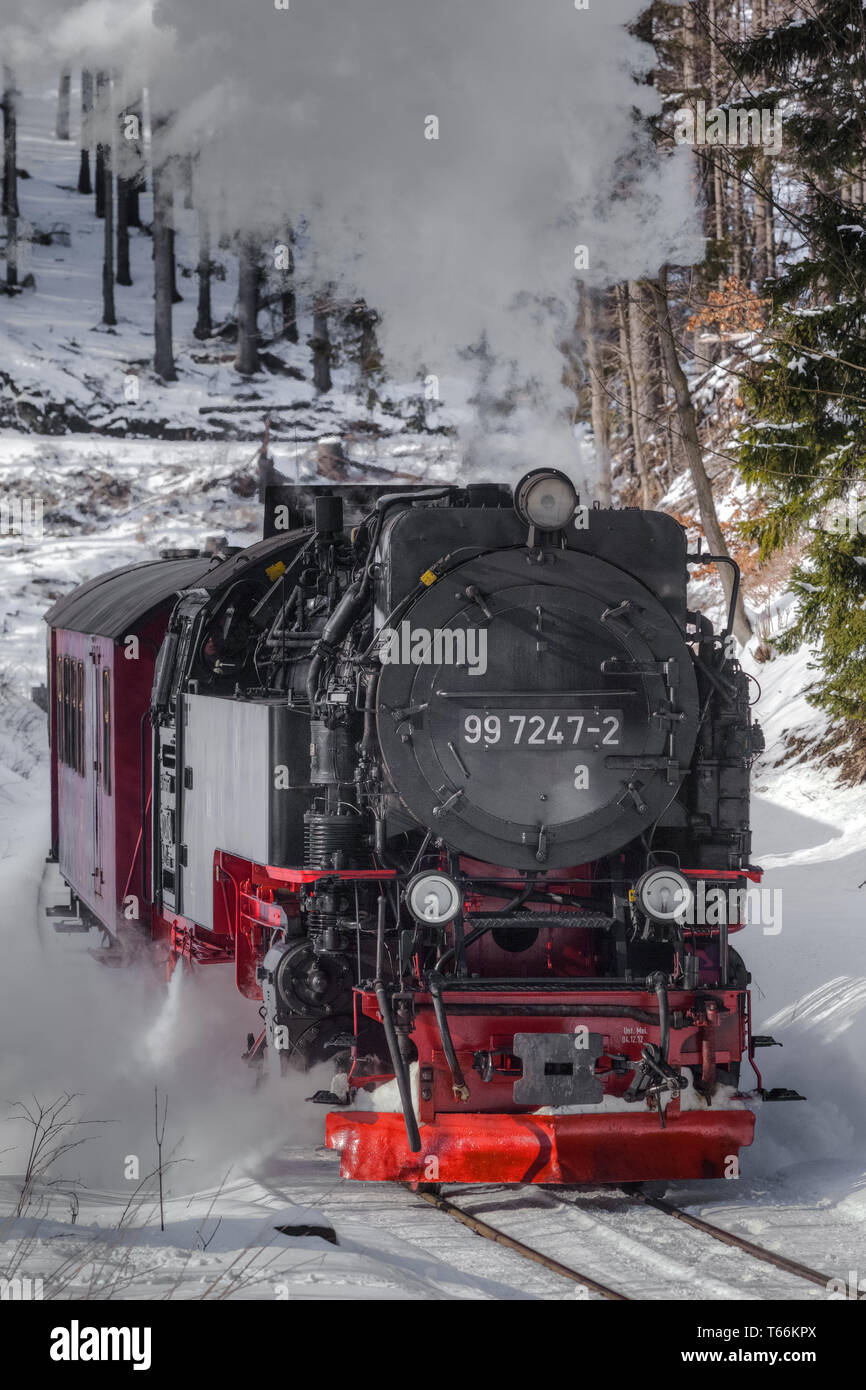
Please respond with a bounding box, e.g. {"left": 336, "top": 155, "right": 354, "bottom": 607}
{"left": 616, "top": 283, "right": 653, "bottom": 509}
{"left": 169, "top": 228, "right": 182, "bottom": 303}
{"left": 235, "top": 238, "right": 260, "bottom": 376}
{"left": 115, "top": 90, "right": 132, "bottom": 287}
{"left": 682, "top": 0, "right": 698, "bottom": 89}
{"left": 194, "top": 205, "right": 212, "bottom": 340}
{"left": 94, "top": 70, "right": 107, "bottom": 219}
{"left": 180, "top": 153, "right": 194, "bottom": 210}
{"left": 358, "top": 308, "right": 380, "bottom": 378}
{"left": 56, "top": 69, "right": 71, "bottom": 141}
{"left": 728, "top": 0, "right": 745, "bottom": 286}
{"left": 78, "top": 70, "right": 93, "bottom": 194}
{"left": 280, "top": 226, "right": 298, "bottom": 343}
{"left": 347, "top": 299, "right": 381, "bottom": 383}
{"left": 103, "top": 162, "right": 116, "bottom": 321}
{"left": 311, "top": 292, "right": 332, "bottom": 393}
{"left": 648, "top": 267, "right": 753, "bottom": 645}
{"left": 629, "top": 279, "right": 661, "bottom": 415}
{"left": 99, "top": 76, "right": 116, "bottom": 325}
{"left": 682, "top": 0, "right": 706, "bottom": 363}
{"left": 116, "top": 164, "right": 131, "bottom": 286}
{"left": 125, "top": 94, "right": 144, "bottom": 225}
{"left": 731, "top": 173, "right": 743, "bottom": 281}
{"left": 752, "top": 0, "right": 775, "bottom": 285}
{"left": 584, "top": 287, "right": 612, "bottom": 506}
{"left": 3, "top": 68, "right": 18, "bottom": 291}
{"left": 616, "top": 305, "right": 634, "bottom": 479}
{"left": 257, "top": 417, "right": 275, "bottom": 500}
{"left": 708, "top": 0, "right": 726, "bottom": 287}
{"left": 152, "top": 116, "right": 176, "bottom": 381}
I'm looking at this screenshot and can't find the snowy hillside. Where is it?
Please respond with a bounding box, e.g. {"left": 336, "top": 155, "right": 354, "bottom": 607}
{"left": 0, "top": 78, "right": 466, "bottom": 445}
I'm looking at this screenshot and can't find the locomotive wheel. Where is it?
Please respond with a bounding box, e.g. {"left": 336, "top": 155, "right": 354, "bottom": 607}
{"left": 726, "top": 947, "right": 750, "bottom": 989}
{"left": 273, "top": 1017, "right": 352, "bottom": 1074}
{"left": 274, "top": 940, "right": 353, "bottom": 1019}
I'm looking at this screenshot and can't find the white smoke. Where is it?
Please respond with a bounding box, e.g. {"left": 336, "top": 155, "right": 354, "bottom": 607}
{"left": 1, "top": 1, "right": 702, "bottom": 478}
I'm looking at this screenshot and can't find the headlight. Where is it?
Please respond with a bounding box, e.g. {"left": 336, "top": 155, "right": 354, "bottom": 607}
{"left": 514, "top": 468, "right": 577, "bottom": 532}
{"left": 405, "top": 871, "right": 462, "bottom": 926}
{"left": 633, "top": 868, "right": 693, "bottom": 923}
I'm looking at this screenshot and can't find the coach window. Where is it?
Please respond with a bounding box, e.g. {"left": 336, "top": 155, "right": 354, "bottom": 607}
{"left": 56, "top": 656, "right": 64, "bottom": 764}
{"left": 71, "top": 659, "right": 78, "bottom": 774}
{"left": 76, "top": 660, "right": 85, "bottom": 777}
{"left": 70, "top": 660, "right": 77, "bottom": 774}
{"left": 63, "top": 656, "right": 72, "bottom": 768}
{"left": 102, "top": 670, "right": 111, "bottom": 795}
{"left": 80, "top": 661, "right": 86, "bottom": 776}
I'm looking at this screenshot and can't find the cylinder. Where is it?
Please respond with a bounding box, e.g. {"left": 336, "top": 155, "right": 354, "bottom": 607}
{"left": 309, "top": 719, "right": 356, "bottom": 785}
{"left": 303, "top": 811, "right": 363, "bottom": 869}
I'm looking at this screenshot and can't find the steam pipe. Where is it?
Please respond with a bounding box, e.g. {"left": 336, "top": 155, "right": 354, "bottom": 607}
{"left": 428, "top": 971, "right": 469, "bottom": 1101}
{"left": 306, "top": 579, "right": 363, "bottom": 709}
{"left": 686, "top": 552, "right": 741, "bottom": 641}
{"left": 649, "top": 971, "right": 671, "bottom": 1063}
{"left": 375, "top": 984, "right": 421, "bottom": 1153}
{"left": 375, "top": 895, "right": 421, "bottom": 1152}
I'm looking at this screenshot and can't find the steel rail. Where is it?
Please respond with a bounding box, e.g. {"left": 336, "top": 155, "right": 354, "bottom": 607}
{"left": 407, "top": 1185, "right": 630, "bottom": 1300}
{"left": 637, "top": 1193, "right": 833, "bottom": 1291}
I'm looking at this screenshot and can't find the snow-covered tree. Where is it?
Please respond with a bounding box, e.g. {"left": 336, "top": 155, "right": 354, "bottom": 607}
{"left": 733, "top": 0, "right": 866, "bottom": 718}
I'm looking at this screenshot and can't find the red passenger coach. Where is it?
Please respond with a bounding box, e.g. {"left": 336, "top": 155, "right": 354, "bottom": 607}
{"left": 45, "top": 557, "right": 214, "bottom": 939}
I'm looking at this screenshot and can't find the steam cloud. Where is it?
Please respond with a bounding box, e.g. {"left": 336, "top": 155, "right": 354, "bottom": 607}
{"left": 1, "top": 1, "right": 701, "bottom": 482}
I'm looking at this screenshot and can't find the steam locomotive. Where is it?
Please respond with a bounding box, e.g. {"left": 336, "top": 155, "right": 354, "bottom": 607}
{"left": 46, "top": 471, "right": 792, "bottom": 1185}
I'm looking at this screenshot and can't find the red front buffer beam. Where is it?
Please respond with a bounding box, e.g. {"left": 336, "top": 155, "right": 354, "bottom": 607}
{"left": 326, "top": 1109, "right": 756, "bottom": 1185}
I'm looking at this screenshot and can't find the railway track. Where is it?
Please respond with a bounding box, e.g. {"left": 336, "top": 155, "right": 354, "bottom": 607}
{"left": 624, "top": 1191, "right": 833, "bottom": 1292}
{"left": 410, "top": 1186, "right": 629, "bottom": 1299}
{"left": 409, "top": 1183, "right": 834, "bottom": 1300}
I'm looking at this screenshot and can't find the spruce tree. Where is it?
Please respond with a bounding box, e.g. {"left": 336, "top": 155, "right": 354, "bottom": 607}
{"left": 731, "top": 0, "right": 866, "bottom": 720}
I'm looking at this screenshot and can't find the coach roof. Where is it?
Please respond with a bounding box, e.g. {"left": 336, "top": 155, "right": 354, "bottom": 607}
{"left": 43, "top": 556, "right": 219, "bottom": 638}
{"left": 43, "top": 532, "right": 311, "bottom": 638}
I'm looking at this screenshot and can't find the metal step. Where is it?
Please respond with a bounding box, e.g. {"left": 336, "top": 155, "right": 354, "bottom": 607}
{"left": 466, "top": 914, "right": 614, "bottom": 932}
{"left": 437, "top": 977, "right": 648, "bottom": 993}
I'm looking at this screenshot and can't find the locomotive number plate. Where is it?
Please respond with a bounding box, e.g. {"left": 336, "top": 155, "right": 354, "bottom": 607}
{"left": 460, "top": 709, "right": 623, "bottom": 749}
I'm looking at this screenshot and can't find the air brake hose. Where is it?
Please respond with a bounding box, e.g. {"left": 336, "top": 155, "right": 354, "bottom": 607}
{"left": 375, "top": 983, "right": 422, "bottom": 1153}
{"left": 435, "top": 874, "right": 538, "bottom": 972}
{"left": 428, "top": 971, "right": 470, "bottom": 1101}
{"left": 468, "top": 873, "right": 538, "bottom": 919}
{"left": 649, "top": 971, "right": 671, "bottom": 1063}
{"left": 374, "top": 894, "right": 421, "bottom": 1152}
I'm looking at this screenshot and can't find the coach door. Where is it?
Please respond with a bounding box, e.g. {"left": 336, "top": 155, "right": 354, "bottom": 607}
{"left": 90, "top": 641, "right": 104, "bottom": 897}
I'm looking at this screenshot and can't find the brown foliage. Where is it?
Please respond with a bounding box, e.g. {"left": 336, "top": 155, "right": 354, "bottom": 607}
{"left": 687, "top": 277, "right": 770, "bottom": 338}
